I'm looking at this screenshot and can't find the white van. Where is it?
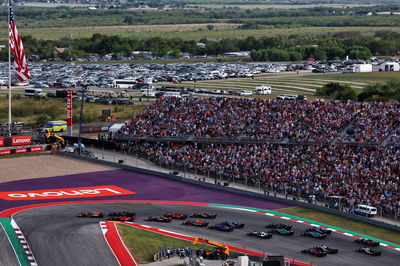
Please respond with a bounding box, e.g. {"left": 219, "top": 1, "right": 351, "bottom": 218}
{"left": 255, "top": 85, "right": 272, "bottom": 95}
{"left": 25, "top": 88, "right": 45, "bottom": 97}
{"left": 354, "top": 204, "right": 377, "bottom": 217}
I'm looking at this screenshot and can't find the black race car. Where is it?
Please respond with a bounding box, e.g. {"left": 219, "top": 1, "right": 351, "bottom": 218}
{"left": 164, "top": 213, "right": 187, "bottom": 220}
{"left": 306, "top": 227, "right": 332, "bottom": 235}
{"left": 182, "top": 220, "right": 209, "bottom": 227}
{"left": 354, "top": 238, "right": 380, "bottom": 247}
{"left": 247, "top": 231, "right": 272, "bottom": 239}
{"left": 301, "top": 247, "right": 327, "bottom": 257}
{"left": 107, "top": 211, "right": 135, "bottom": 222}
{"left": 221, "top": 221, "right": 245, "bottom": 229}
{"left": 190, "top": 212, "right": 217, "bottom": 219}
{"left": 145, "top": 216, "right": 172, "bottom": 223}
{"left": 315, "top": 245, "right": 338, "bottom": 254}
{"left": 301, "top": 231, "right": 328, "bottom": 239}
{"left": 266, "top": 223, "right": 292, "bottom": 230}
{"left": 268, "top": 228, "right": 294, "bottom": 236}
{"left": 208, "top": 224, "right": 234, "bottom": 232}
{"left": 77, "top": 211, "right": 104, "bottom": 218}
{"left": 356, "top": 247, "right": 382, "bottom": 256}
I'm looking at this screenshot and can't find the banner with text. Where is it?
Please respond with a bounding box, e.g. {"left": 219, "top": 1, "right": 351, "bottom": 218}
{"left": 11, "top": 136, "right": 32, "bottom": 146}
{"left": 67, "top": 89, "right": 73, "bottom": 126}
{"left": 0, "top": 185, "right": 136, "bottom": 200}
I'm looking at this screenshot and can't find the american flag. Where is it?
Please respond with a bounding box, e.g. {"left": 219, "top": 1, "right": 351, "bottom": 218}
{"left": 9, "top": 1, "right": 30, "bottom": 81}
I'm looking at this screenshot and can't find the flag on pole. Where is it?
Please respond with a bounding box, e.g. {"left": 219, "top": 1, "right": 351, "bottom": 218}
{"left": 9, "top": 0, "right": 30, "bottom": 81}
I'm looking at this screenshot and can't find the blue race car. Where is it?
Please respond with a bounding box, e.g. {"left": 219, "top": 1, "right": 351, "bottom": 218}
{"left": 221, "top": 221, "right": 245, "bottom": 229}
{"left": 268, "top": 228, "right": 294, "bottom": 236}
{"left": 208, "top": 224, "right": 234, "bottom": 232}
{"left": 306, "top": 227, "right": 332, "bottom": 235}
{"left": 302, "top": 231, "right": 328, "bottom": 239}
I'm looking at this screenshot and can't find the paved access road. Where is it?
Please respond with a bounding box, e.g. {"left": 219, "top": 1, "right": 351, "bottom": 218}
{"left": 14, "top": 202, "right": 400, "bottom": 266}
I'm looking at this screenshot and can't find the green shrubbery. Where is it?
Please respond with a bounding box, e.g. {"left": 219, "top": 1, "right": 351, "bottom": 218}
{"left": 317, "top": 80, "right": 400, "bottom": 102}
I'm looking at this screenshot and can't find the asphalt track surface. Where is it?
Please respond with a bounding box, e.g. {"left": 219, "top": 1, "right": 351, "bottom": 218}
{"left": 0, "top": 225, "right": 19, "bottom": 266}
{"left": 14, "top": 202, "right": 400, "bottom": 266}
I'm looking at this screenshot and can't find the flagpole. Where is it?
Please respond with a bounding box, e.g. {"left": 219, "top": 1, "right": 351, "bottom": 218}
{"left": 8, "top": 0, "right": 12, "bottom": 136}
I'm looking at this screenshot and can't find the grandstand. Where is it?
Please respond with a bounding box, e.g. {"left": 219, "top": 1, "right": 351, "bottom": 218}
{"left": 106, "top": 97, "right": 400, "bottom": 221}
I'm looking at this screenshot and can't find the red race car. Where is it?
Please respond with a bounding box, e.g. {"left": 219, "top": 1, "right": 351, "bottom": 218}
{"left": 190, "top": 212, "right": 217, "bottom": 219}
{"left": 354, "top": 238, "right": 380, "bottom": 247}
{"left": 77, "top": 211, "right": 104, "bottom": 218}
{"left": 182, "top": 220, "right": 209, "bottom": 227}
{"left": 107, "top": 211, "right": 135, "bottom": 222}
{"left": 145, "top": 216, "right": 172, "bottom": 223}
{"left": 164, "top": 213, "right": 187, "bottom": 219}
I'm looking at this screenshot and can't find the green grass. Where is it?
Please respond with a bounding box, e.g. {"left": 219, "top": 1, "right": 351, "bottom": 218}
{"left": 4, "top": 26, "right": 400, "bottom": 41}
{"left": 0, "top": 96, "right": 146, "bottom": 126}
{"left": 278, "top": 207, "right": 400, "bottom": 245}
{"left": 117, "top": 224, "right": 213, "bottom": 264}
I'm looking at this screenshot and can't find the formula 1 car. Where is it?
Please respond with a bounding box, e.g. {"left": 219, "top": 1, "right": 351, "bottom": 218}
{"left": 247, "top": 231, "right": 272, "bottom": 239}
{"left": 268, "top": 228, "right": 294, "bottom": 236}
{"left": 145, "top": 216, "right": 172, "bottom": 223}
{"left": 301, "top": 247, "right": 327, "bottom": 257}
{"left": 306, "top": 227, "right": 332, "bottom": 235}
{"left": 301, "top": 231, "right": 328, "bottom": 239}
{"left": 354, "top": 238, "right": 380, "bottom": 247}
{"left": 77, "top": 211, "right": 104, "bottom": 218}
{"left": 221, "top": 221, "right": 245, "bottom": 229}
{"left": 356, "top": 247, "right": 382, "bottom": 256}
{"left": 315, "top": 245, "right": 338, "bottom": 254}
{"left": 182, "top": 220, "right": 209, "bottom": 227}
{"left": 164, "top": 213, "right": 187, "bottom": 220}
{"left": 190, "top": 212, "right": 217, "bottom": 219}
{"left": 208, "top": 224, "right": 234, "bottom": 232}
{"left": 266, "top": 223, "right": 292, "bottom": 230}
{"left": 107, "top": 212, "right": 135, "bottom": 222}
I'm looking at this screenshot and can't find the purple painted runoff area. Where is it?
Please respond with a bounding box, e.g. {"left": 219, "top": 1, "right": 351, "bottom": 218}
{"left": 0, "top": 169, "right": 291, "bottom": 211}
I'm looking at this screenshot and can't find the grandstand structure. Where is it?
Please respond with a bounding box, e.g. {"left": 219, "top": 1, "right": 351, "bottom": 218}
{"left": 107, "top": 97, "right": 400, "bottom": 222}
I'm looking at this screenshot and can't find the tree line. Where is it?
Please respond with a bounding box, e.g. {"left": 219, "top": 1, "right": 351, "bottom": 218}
{"left": 0, "top": 30, "right": 396, "bottom": 61}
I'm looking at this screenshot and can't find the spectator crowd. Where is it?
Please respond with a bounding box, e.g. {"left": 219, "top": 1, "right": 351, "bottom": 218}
{"left": 111, "top": 97, "right": 400, "bottom": 218}
{"left": 122, "top": 97, "right": 400, "bottom": 144}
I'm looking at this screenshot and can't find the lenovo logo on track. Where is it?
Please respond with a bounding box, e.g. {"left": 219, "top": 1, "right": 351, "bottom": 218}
{"left": 0, "top": 185, "right": 135, "bottom": 201}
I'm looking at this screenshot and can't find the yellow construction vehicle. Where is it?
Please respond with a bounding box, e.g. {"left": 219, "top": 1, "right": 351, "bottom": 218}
{"left": 192, "top": 237, "right": 229, "bottom": 260}
{"left": 45, "top": 131, "right": 65, "bottom": 149}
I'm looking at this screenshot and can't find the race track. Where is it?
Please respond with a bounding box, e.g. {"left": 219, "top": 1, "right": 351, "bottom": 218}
{"left": 13, "top": 202, "right": 400, "bottom": 266}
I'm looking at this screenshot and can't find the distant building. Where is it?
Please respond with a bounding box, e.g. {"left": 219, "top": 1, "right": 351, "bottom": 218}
{"left": 380, "top": 62, "right": 400, "bottom": 72}
{"left": 224, "top": 51, "right": 250, "bottom": 58}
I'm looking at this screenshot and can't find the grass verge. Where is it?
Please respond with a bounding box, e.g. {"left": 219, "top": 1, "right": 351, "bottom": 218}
{"left": 116, "top": 223, "right": 213, "bottom": 264}
{"left": 0, "top": 151, "right": 50, "bottom": 159}
{"left": 277, "top": 206, "right": 400, "bottom": 244}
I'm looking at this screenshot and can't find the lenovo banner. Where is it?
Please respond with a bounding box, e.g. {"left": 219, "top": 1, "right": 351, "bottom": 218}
{"left": 0, "top": 150, "right": 11, "bottom": 156}
{"left": 30, "top": 146, "right": 42, "bottom": 152}
{"left": 67, "top": 89, "right": 73, "bottom": 127}
{"left": 11, "top": 136, "right": 32, "bottom": 146}
{"left": 0, "top": 185, "right": 136, "bottom": 200}
{"left": 15, "top": 147, "right": 27, "bottom": 154}
{"left": 0, "top": 137, "right": 4, "bottom": 147}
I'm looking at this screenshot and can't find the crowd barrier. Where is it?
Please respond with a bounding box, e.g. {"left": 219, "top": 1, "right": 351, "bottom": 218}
{"left": 59, "top": 142, "right": 400, "bottom": 233}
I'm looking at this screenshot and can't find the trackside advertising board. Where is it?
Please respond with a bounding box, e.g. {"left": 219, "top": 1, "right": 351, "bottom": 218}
{"left": 0, "top": 150, "right": 11, "bottom": 156}
{"left": 11, "top": 136, "right": 32, "bottom": 146}
{"left": 15, "top": 147, "right": 27, "bottom": 154}
{"left": 67, "top": 89, "right": 73, "bottom": 126}
{"left": 0, "top": 137, "right": 4, "bottom": 147}
{"left": 30, "top": 146, "right": 42, "bottom": 152}
{"left": 0, "top": 185, "right": 136, "bottom": 200}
